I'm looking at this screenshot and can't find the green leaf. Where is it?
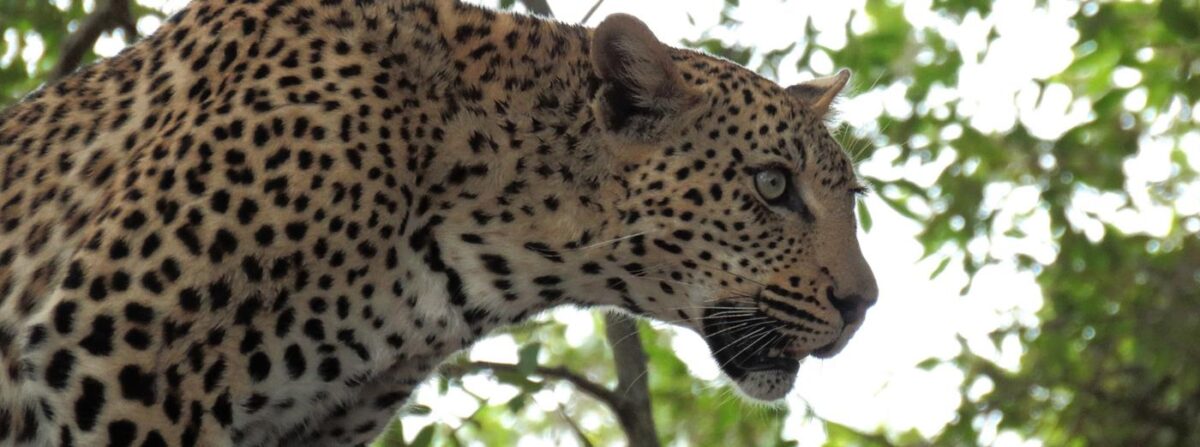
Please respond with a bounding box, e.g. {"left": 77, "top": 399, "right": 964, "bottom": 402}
{"left": 930, "top": 257, "right": 951, "bottom": 279}
{"left": 499, "top": 0, "right": 516, "bottom": 10}
{"left": 406, "top": 404, "right": 432, "bottom": 416}
{"left": 516, "top": 342, "right": 541, "bottom": 375}
{"left": 506, "top": 393, "right": 528, "bottom": 413}
{"left": 410, "top": 425, "right": 435, "bottom": 447}
{"left": 858, "top": 200, "right": 873, "bottom": 232}
{"left": 494, "top": 369, "right": 538, "bottom": 391}
{"left": 1159, "top": 0, "right": 1200, "bottom": 39}
{"left": 371, "top": 418, "right": 405, "bottom": 447}
{"left": 916, "top": 358, "right": 941, "bottom": 370}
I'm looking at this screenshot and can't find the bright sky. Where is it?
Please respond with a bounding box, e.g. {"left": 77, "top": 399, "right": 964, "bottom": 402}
{"left": 34, "top": 0, "right": 1192, "bottom": 445}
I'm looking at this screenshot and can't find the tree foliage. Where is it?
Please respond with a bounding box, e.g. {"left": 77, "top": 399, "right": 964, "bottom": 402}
{"left": 2, "top": 0, "right": 1197, "bottom": 445}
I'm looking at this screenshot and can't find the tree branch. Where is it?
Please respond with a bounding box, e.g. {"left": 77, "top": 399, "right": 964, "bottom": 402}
{"left": 445, "top": 316, "right": 661, "bottom": 447}
{"left": 557, "top": 407, "right": 596, "bottom": 447}
{"left": 604, "top": 313, "right": 660, "bottom": 447}
{"left": 445, "top": 361, "right": 621, "bottom": 410}
{"left": 50, "top": 0, "right": 137, "bottom": 81}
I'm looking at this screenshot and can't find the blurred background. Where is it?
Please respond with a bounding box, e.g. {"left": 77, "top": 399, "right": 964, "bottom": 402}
{"left": 2, "top": 0, "right": 1198, "bottom": 445}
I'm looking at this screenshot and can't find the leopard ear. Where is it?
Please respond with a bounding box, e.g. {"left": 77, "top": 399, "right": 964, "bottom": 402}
{"left": 591, "top": 14, "right": 697, "bottom": 140}
{"left": 786, "top": 69, "right": 851, "bottom": 116}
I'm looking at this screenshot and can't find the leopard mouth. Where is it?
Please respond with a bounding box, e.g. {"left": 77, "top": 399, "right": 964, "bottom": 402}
{"left": 700, "top": 306, "right": 801, "bottom": 380}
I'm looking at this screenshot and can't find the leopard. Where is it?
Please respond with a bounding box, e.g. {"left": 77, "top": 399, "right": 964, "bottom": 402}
{"left": 0, "top": 0, "right": 878, "bottom": 445}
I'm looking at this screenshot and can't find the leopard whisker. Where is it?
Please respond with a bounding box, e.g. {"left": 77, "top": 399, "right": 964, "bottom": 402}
{"left": 578, "top": 231, "right": 652, "bottom": 251}
{"left": 702, "top": 319, "right": 774, "bottom": 343}
{"left": 716, "top": 330, "right": 779, "bottom": 372}
{"left": 708, "top": 326, "right": 773, "bottom": 360}
{"left": 690, "top": 263, "right": 770, "bottom": 289}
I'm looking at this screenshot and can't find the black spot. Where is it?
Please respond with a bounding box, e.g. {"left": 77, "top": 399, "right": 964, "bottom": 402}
{"left": 284, "top": 344, "right": 306, "bottom": 378}
{"left": 118, "top": 365, "right": 157, "bottom": 405}
{"left": 253, "top": 124, "right": 270, "bottom": 147}
{"left": 124, "top": 329, "right": 152, "bottom": 350}
{"left": 480, "top": 254, "right": 511, "bottom": 275}
{"left": 26, "top": 325, "right": 46, "bottom": 348}
{"left": 444, "top": 269, "right": 469, "bottom": 307}
{"left": 653, "top": 239, "right": 684, "bottom": 254}
{"left": 111, "top": 271, "right": 131, "bottom": 292}
{"left": 303, "top": 319, "right": 325, "bottom": 341}
{"left": 53, "top": 301, "right": 78, "bottom": 334}
{"left": 212, "top": 392, "right": 233, "bottom": 427}
{"left": 523, "top": 242, "right": 563, "bottom": 263}
{"left": 107, "top": 420, "right": 138, "bottom": 447}
{"left": 122, "top": 210, "right": 148, "bottom": 230}
{"left": 88, "top": 277, "right": 108, "bottom": 301}
{"left": 241, "top": 256, "right": 264, "bottom": 282}
{"left": 80, "top": 315, "right": 116, "bottom": 356}
{"left": 318, "top": 357, "right": 341, "bottom": 382}
{"left": 174, "top": 225, "right": 202, "bottom": 254}
{"left": 237, "top": 199, "right": 259, "bottom": 224}
{"left": 45, "top": 350, "right": 76, "bottom": 390}
{"left": 606, "top": 277, "right": 628, "bottom": 293}
{"left": 208, "top": 280, "right": 232, "bottom": 310}
{"left": 285, "top": 222, "right": 308, "bottom": 241}
{"left": 141, "top": 272, "right": 165, "bottom": 294}
{"left": 163, "top": 393, "right": 182, "bottom": 423}
{"left": 74, "top": 377, "right": 107, "bottom": 431}
{"left": 244, "top": 394, "right": 269, "bottom": 415}
{"left": 142, "top": 430, "right": 169, "bottom": 447}
{"left": 204, "top": 358, "right": 226, "bottom": 393}
{"left": 109, "top": 240, "right": 131, "bottom": 260}
{"left": 248, "top": 352, "right": 271, "bottom": 382}
{"left": 139, "top": 234, "right": 162, "bottom": 258}
{"left": 63, "top": 261, "right": 85, "bottom": 289}
{"left": 254, "top": 225, "right": 275, "bottom": 246}
{"left": 207, "top": 229, "right": 239, "bottom": 263}
{"left": 580, "top": 262, "right": 602, "bottom": 274}
{"left": 210, "top": 190, "right": 230, "bottom": 213}
{"left": 178, "top": 288, "right": 201, "bottom": 312}
{"left": 124, "top": 303, "right": 155, "bottom": 324}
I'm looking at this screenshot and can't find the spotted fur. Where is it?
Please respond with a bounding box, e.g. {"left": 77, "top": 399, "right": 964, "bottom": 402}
{"left": 0, "top": 0, "right": 876, "bottom": 445}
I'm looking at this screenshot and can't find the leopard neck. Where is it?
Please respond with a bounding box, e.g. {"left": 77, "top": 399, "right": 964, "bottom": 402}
{"left": 347, "top": 1, "right": 643, "bottom": 345}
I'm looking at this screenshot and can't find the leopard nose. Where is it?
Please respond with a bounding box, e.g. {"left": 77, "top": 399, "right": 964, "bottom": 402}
{"left": 827, "top": 289, "right": 875, "bottom": 326}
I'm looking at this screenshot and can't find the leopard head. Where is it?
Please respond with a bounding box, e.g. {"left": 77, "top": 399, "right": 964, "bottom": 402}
{"left": 588, "top": 14, "right": 878, "bottom": 401}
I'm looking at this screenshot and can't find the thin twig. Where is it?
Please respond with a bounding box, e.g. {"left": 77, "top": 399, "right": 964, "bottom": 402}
{"left": 581, "top": 0, "right": 606, "bottom": 24}
{"left": 558, "top": 407, "right": 596, "bottom": 447}
{"left": 444, "top": 361, "right": 620, "bottom": 410}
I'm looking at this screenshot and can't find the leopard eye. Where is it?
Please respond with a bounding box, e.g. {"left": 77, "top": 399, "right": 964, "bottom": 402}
{"left": 755, "top": 169, "right": 788, "bottom": 202}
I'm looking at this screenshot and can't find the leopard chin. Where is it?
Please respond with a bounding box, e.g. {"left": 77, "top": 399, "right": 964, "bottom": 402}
{"left": 731, "top": 367, "right": 801, "bottom": 401}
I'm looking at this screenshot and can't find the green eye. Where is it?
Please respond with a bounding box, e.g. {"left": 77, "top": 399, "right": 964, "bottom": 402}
{"left": 755, "top": 169, "right": 788, "bottom": 202}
